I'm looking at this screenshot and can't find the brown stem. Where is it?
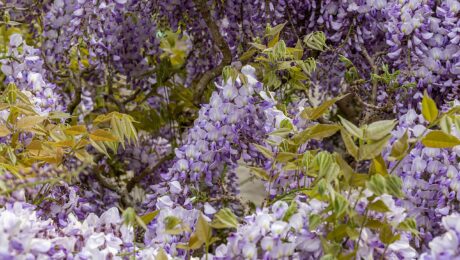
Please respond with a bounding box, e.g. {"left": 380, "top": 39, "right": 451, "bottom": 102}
{"left": 66, "top": 73, "right": 82, "bottom": 115}
{"left": 191, "top": 0, "right": 232, "bottom": 105}
{"left": 126, "top": 153, "right": 174, "bottom": 192}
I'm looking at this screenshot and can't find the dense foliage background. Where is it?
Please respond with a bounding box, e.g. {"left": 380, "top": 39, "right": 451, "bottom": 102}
{"left": 1, "top": 0, "right": 460, "bottom": 259}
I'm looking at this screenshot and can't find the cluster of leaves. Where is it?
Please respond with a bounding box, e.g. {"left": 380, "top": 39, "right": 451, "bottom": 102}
{"left": 237, "top": 23, "right": 326, "bottom": 103}
{"left": 162, "top": 207, "right": 238, "bottom": 257}
{"left": 0, "top": 83, "right": 137, "bottom": 177}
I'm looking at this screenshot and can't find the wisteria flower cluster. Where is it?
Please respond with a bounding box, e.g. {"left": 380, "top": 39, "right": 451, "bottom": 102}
{"left": 3, "top": 0, "right": 460, "bottom": 259}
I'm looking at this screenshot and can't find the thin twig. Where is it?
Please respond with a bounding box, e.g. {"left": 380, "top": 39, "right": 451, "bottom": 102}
{"left": 360, "top": 47, "right": 378, "bottom": 106}
{"left": 191, "top": 0, "right": 232, "bottom": 105}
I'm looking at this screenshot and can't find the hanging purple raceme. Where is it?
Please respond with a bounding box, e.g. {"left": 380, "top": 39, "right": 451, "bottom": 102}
{"left": 420, "top": 213, "right": 460, "bottom": 259}
{"left": 0, "top": 201, "right": 173, "bottom": 259}
{"left": 0, "top": 34, "right": 64, "bottom": 114}
{"left": 142, "top": 65, "right": 275, "bottom": 211}
{"left": 385, "top": 0, "right": 460, "bottom": 106}
{"left": 384, "top": 109, "right": 460, "bottom": 248}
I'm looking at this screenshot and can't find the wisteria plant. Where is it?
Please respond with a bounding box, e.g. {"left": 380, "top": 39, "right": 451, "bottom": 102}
{"left": 1, "top": 0, "right": 460, "bottom": 259}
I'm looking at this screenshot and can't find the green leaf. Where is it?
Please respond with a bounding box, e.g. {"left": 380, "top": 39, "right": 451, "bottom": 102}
{"left": 397, "top": 218, "right": 419, "bottom": 236}
{"left": 300, "top": 95, "right": 348, "bottom": 120}
{"left": 366, "top": 174, "right": 404, "bottom": 198}
{"left": 309, "top": 214, "right": 321, "bottom": 230}
{"left": 421, "top": 91, "right": 438, "bottom": 123}
{"left": 365, "top": 219, "right": 385, "bottom": 230}
{"left": 379, "top": 224, "right": 400, "bottom": 245}
{"left": 265, "top": 22, "right": 287, "bottom": 38}
{"left": 304, "top": 31, "right": 327, "bottom": 51}
{"left": 89, "top": 139, "right": 110, "bottom": 157}
{"left": 421, "top": 130, "right": 460, "bottom": 148}
{"left": 332, "top": 192, "right": 349, "bottom": 218}
{"left": 369, "top": 155, "right": 389, "bottom": 176}
{"left": 365, "top": 120, "right": 397, "bottom": 141}
{"left": 341, "top": 130, "right": 358, "bottom": 159}
{"left": 339, "top": 116, "right": 363, "bottom": 139}
{"left": 389, "top": 130, "right": 409, "bottom": 161}
{"left": 274, "top": 40, "right": 287, "bottom": 57}
{"left": 358, "top": 135, "right": 391, "bottom": 160}
{"left": 339, "top": 55, "right": 354, "bottom": 67}
{"left": 276, "top": 152, "right": 298, "bottom": 163}
{"left": 122, "top": 207, "right": 137, "bottom": 227}
{"left": 439, "top": 115, "right": 453, "bottom": 134}
{"left": 367, "top": 200, "right": 390, "bottom": 213}
{"left": 293, "top": 124, "right": 340, "bottom": 144}
{"left": 306, "top": 124, "right": 341, "bottom": 140}
{"left": 385, "top": 175, "right": 405, "bottom": 198}
{"left": 282, "top": 201, "right": 297, "bottom": 222}
{"left": 164, "top": 216, "right": 184, "bottom": 235}
{"left": 240, "top": 48, "right": 257, "bottom": 62}
{"left": 269, "top": 127, "right": 292, "bottom": 138}
{"left": 248, "top": 166, "right": 269, "bottom": 180}
{"left": 335, "top": 153, "right": 354, "bottom": 184}
{"left": 253, "top": 143, "right": 274, "bottom": 159}
{"left": 89, "top": 129, "right": 119, "bottom": 142}
{"left": 346, "top": 227, "right": 359, "bottom": 240}
{"left": 212, "top": 208, "right": 239, "bottom": 229}
{"left": 327, "top": 224, "right": 348, "bottom": 241}
{"left": 366, "top": 174, "right": 387, "bottom": 196}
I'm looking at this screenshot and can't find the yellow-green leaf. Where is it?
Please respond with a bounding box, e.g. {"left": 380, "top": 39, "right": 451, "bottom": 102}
{"left": 212, "top": 208, "right": 239, "bottom": 229}
{"left": 276, "top": 152, "right": 298, "bottom": 163}
{"left": 16, "top": 116, "right": 46, "bottom": 130}
{"left": 339, "top": 116, "right": 363, "bottom": 139}
{"left": 26, "top": 140, "right": 42, "bottom": 150}
{"left": 0, "top": 124, "right": 10, "bottom": 137}
{"left": 253, "top": 143, "right": 273, "bottom": 159}
{"left": 140, "top": 210, "right": 160, "bottom": 225}
{"left": 89, "top": 139, "right": 110, "bottom": 157}
{"left": 389, "top": 130, "right": 409, "bottom": 161}
{"left": 248, "top": 166, "right": 269, "bottom": 181}
{"left": 64, "top": 125, "right": 87, "bottom": 136}
{"left": 365, "top": 120, "right": 396, "bottom": 141}
{"left": 195, "top": 214, "right": 212, "bottom": 244}
{"left": 53, "top": 140, "right": 76, "bottom": 147}
{"left": 421, "top": 130, "right": 460, "bottom": 148}
{"left": 301, "top": 95, "right": 348, "bottom": 120}
{"left": 341, "top": 130, "right": 358, "bottom": 159}
{"left": 188, "top": 233, "right": 204, "bottom": 250}
{"left": 156, "top": 248, "right": 169, "bottom": 260}
{"left": 335, "top": 153, "right": 354, "bottom": 184}
{"left": 368, "top": 200, "right": 390, "bottom": 213}
{"left": 397, "top": 218, "right": 419, "bottom": 236}
{"left": 293, "top": 124, "right": 340, "bottom": 144}
{"left": 421, "top": 91, "right": 438, "bottom": 123}
{"left": 89, "top": 129, "right": 119, "bottom": 142}
{"left": 358, "top": 135, "right": 391, "bottom": 161}
{"left": 369, "top": 155, "right": 389, "bottom": 176}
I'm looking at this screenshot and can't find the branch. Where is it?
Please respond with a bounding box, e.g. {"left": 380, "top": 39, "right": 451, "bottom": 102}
{"left": 191, "top": 0, "right": 232, "bottom": 105}
{"left": 360, "top": 47, "right": 378, "bottom": 105}
{"left": 126, "top": 153, "right": 174, "bottom": 192}
{"left": 66, "top": 73, "right": 82, "bottom": 114}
